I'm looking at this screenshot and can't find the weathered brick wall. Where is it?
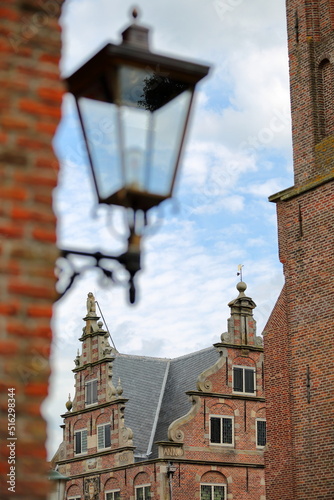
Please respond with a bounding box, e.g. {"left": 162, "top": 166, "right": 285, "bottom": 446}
{"left": 61, "top": 461, "right": 264, "bottom": 500}
{"left": 286, "top": 0, "right": 334, "bottom": 186}
{"left": 264, "top": 1, "right": 334, "bottom": 498}
{"left": 263, "top": 286, "right": 295, "bottom": 498}
{"left": 266, "top": 182, "right": 334, "bottom": 499}
{"left": 0, "top": 1, "right": 64, "bottom": 498}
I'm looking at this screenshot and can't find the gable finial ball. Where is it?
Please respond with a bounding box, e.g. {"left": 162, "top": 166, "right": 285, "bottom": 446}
{"left": 131, "top": 7, "right": 139, "bottom": 20}
{"left": 236, "top": 281, "right": 247, "bottom": 294}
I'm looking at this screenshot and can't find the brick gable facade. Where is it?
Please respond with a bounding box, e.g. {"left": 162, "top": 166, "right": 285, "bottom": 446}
{"left": 55, "top": 285, "right": 266, "bottom": 499}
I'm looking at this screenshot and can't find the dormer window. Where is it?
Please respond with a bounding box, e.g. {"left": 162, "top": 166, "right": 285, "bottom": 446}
{"left": 85, "top": 379, "right": 98, "bottom": 406}
{"left": 233, "top": 366, "right": 255, "bottom": 394}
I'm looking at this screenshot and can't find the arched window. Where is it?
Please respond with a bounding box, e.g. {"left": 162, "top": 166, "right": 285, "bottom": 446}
{"left": 200, "top": 472, "right": 227, "bottom": 500}
{"left": 319, "top": 59, "right": 334, "bottom": 137}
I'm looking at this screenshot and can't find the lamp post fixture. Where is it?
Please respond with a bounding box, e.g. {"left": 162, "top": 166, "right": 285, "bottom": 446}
{"left": 58, "top": 8, "right": 210, "bottom": 303}
{"left": 166, "top": 462, "right": 177, "bottom": 500}
{"left": 48, "top": 469, "right": 69, "bottom": 500}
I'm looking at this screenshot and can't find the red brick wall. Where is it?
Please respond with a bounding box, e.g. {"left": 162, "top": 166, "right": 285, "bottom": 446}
{"left": 263, "top": 286, "right": 295, "bottom": 498}
{"left": 264, "top": 1, "right": 334, "bottom": 498}
{"left": 267, "top": 183, "right": 334, "bottom": 499}
{"left": 0, "top": 1, "right": 64, "bottom": 498}
{"left": 286, "top": 0, "right": 334, "bottom": 186}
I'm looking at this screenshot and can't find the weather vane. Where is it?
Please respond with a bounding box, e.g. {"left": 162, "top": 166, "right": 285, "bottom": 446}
{"left": 237, "top": 264, "right": 244, "bottom": 282}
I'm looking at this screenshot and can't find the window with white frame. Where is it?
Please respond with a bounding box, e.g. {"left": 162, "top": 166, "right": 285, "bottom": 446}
{"left": 256, "top": 418, "right": 266, "bottom": 447}
{"left": 67, "top": 497, "right": 81, "bottom": 500}
{"left": 210, "top": 415, "right": 233, "bottom": 445}
{"left": 201, "top": 483, "right": 226, "bottom": 500}
{"left": 74, "top": 428, "right": 88, "bottom": 455}
{"left": 105, "top": 490, "right": 120, "bottom": 500}
{"left": 97, "top": 423, "right": 111, "bottom": 450}
{"left": 85, "top": 379, "right": 98, "bottom": 405}
{"left": 135, "top": 484, "right": 151, "bottom": 500}
{"left": 232, "top": 365, "right": 255, "bottom": 394}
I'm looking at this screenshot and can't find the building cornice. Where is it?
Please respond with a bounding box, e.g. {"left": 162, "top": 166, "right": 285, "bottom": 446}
{"left": 56, "top": 445, "right": 135, "bottom": 466}
{"left": 72, "top": 357, "right": 115, "bottom": 373}
{"left": 269, "top": 170, "right": 334, "bottom": 203}
{"left": 185, "top": 390, "right": 265, "bottom": 402}
{"left": 62, "top": 456, "right": 264, "bottom": 480}
{"left": 213, "top": 342, "right": 263, "bottom": 352}
{"left": 61, "top": 398, "right": 128, "bottom": 419}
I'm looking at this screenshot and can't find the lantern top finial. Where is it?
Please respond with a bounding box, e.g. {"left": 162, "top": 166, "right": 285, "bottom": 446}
{"left": 122, "top": 6, "right": 149, "bottom": 49}
{"left": 131, "top": 7, "right": 139, "bottom": 20}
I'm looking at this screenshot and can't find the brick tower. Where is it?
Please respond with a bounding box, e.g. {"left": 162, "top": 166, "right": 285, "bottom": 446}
{"left": 263, "top": 1, "right": 334, "bottom": 499}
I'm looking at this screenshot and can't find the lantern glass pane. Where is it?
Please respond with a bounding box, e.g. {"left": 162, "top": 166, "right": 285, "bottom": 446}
{"left": 77, "top": 97, "right": 123, "bottom": 200}
{"left": 119, "top": 105, "right": 151, "bottom": 191}
{"left": 117, "top": 66, "right": 188, "bottom": 110}
{"left": 149, "top": 89, "right": 192, "bottom": 196}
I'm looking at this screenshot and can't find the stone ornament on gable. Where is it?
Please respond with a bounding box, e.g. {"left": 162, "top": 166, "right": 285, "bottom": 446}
{"left": 84, "top": 476, "right": 99, "bottom": 500}
{"left": 220, "top": 331, "right": 231, "bottom": 343}
{"left": 86, "top": 292, "right": 96, "bottom": 316}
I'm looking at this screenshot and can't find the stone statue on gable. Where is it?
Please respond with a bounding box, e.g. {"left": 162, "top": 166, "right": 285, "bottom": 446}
{"left": 86, "top": 292, "right": 96, "bottom": 316}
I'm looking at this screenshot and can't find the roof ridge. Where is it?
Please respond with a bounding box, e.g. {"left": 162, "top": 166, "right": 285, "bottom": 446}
{"left": 171, "top": 345, "right": 215, "bottom": 361}
{"left": 146, "top": 359, "right": 171, "bottom": 457}
{"left": 115, "top": 352, "right": 171, "bottom": 361}
{"left": 116, "top": 345, "right": 215, "bottom": 362}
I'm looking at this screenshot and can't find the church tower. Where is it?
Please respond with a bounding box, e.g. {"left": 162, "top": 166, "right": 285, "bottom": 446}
{"left": 264, "top": 1, "right": 334, "bottom": 498}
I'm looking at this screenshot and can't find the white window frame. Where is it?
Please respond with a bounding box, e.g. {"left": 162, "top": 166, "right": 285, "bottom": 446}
{"left": 200, "top": 483, "right": 226, "bottom": 500}
{"left": 232, "top": 365, "right": 256, "bottom": 395}
{"left": 97, "top": 423, "right": 111, "bottom": 450}
{"left": 67, "top": 497, "right": 81, "bottom": 500}
{"left": 85, "top": 378, "right": 98, "bottom": 406}
{"left": 74, "top": 428, "right": 88, "bottom": 455}
{"left": 209, "top": 414, "right": 234, "bottom": 446}
{"left": 135, "top": 484, "right": 151, "bottom": 500}
{"left": 105, "top": 490, "right": 120, "bottom": 500}
{"left": 256, "top": 418, "right": 267, "bottom": 448}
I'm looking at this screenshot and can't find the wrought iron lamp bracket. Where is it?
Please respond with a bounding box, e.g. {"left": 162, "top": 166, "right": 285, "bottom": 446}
{"left": 56, "top": 236, "right": 141, "bottom": 304}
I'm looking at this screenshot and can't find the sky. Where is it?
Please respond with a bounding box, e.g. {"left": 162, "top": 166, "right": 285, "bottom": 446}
{"left": 43, "top": 0, "right": 293, "bottom": 458}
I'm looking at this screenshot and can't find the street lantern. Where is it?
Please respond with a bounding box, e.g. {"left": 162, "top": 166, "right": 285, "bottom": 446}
{"left": 66, "top": 9, "right": 210, "bottom": 212}
{"left": 58, "top": 9, "right": 210, "bottom": 303}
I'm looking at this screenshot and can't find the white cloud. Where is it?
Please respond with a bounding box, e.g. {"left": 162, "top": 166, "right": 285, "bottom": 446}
{"left": 46, "top": 0, "right": 292, "bottom": 459}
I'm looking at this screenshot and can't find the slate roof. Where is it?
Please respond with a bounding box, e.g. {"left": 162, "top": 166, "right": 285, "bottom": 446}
{"left": 112, "top": 346, "right": 220, "bottom": 459}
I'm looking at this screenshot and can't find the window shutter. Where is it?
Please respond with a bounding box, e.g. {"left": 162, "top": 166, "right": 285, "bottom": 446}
{"left": 210, "top": 417, "right": 221, "bottom": 443}
{"left": 86, "top": 380, "right": 98, "bottom": 405}
{"left": 98, "top": 426, "right": 104, "bottom": 449}
{"left": 86, "top": 382, "right": 91, "bottom": 405}
{"left": 75, "top": 432, "right": 81, "bottom": 454}
{"left": 222, "top": 418, "right": 233, "bottom": 444}
{"left": 82, "top": 429, "right": 88, "bottom": 453}
{"left": 245, "top": 369, "right": 255, "bottom": 393}
{"left": 93, "top": 380, "right": 97, "bottom": 402}
{"left": 233, "top": 367, "right": 243, "bottom": 392}
{"left": 104, "top": 424, "right": 111, "bottom": 448}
